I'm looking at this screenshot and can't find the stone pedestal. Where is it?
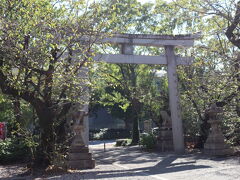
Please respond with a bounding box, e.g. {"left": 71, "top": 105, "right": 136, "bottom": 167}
{"left": 204, "top": 104, "right": 233, "bottom": 156}
{"left": 156, "top": 111, "right": 174, "bottom": 152}
{"left": 68, "top": 111, "right": 95, "bottom": 170}
{"left": 68, "top": 145, "right": 95, "bottom": 169}
{"left": 157, "top": 128, "right": 174, "bottom": 151}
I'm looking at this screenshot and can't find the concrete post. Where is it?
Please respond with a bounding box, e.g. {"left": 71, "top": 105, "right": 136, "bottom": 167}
{"left": 165, "top": 46, "right": 184, "bottom": 153}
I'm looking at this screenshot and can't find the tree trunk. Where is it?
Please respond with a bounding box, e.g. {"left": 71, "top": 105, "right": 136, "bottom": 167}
{"left": 12, "top": 97, "right": 21, "bottom": 124}
{"left": 34, "top": 104, "right": 55, "bottom": 168}
{"left": 131, "top": 98, "right": 140, "bottom": 144}
{"left": 197, "top": 113, "right": 210, "bottom": 148}
{"left": 131, "top": 116, "right": 139, "bottom": 144}
{"left": 124, "top": 119, "right": 132, "bottom": 130}
{"left": 55, "top": 102, "right": 72, "bottom": 144}
{"left": 235, "top": 54, "right": 240, "bottom": 117}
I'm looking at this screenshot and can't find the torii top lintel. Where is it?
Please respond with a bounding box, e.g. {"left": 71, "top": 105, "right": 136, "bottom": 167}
{"left": 99, "top": 33, "right": 200, "bottom": 47}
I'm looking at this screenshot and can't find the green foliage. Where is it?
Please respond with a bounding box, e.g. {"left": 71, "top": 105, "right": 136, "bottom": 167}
{"left": 139, "top": 133, "right": 156, "bottom": 150}
{"left": 51, "top": 143, "right": 68, "bottom": 169}
{"left": 0, "top": 137, "right": 31, "bottom": 163}
{"left": 115, "top": 139, "right": 132, "bottom": 146}
{"left": 0, "top": 94, "right": 39, "bottom": 164}
{"left": 92, "top": 128, "right": 131, "bottom": 140}
{"left": 222, "top": 111, "right": 240, "bottom": 146}
{"left": 0, "top": 0, "right": 102, "bottom": 104}
{"left": 94, "top": 128, "right": 109, "bottom": 140}
{"left": 172, "top": 0, "right": 240, "bottom": 144}
{"left": 0, "top": 93, "right": 14, "bottom": 123}
{"left": 0, "top": 0, "right": 240, "bottom": 168}
{"left": 0, "top": 0, "right": 108, "bottom": 165}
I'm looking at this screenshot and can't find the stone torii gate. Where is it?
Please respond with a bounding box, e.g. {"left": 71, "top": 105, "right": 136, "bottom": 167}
{"left": 94, "top": 33, "right": 199, "bottom": 153}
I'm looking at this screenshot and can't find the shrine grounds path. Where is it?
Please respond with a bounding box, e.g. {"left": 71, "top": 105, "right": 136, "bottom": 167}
{"left": 1, "top": 140, "right": 240, "bottom": 180}
{"left": 77, "top": 141, "right": 240, "bottom": 180}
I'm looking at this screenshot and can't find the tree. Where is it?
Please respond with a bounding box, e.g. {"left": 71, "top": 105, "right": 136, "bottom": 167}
{"left": 91, "top": 0, "right": 194, "bottom": 144}
{"left": 92, "top": 63, "right": 160, "bottom": 143}
{"left": 89, "top": 0, "right": 157, "bottom": 144}
{"left": 91, "top": 0, "right": 240, "bottom": 147}
{"left": 168, "top": 0, "right": 240, "bottom": 146}
{"left": 0, "top": 0, "right": 104, "bottom": 167}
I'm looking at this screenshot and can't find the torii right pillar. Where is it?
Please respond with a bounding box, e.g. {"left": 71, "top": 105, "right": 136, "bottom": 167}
{"left": 165, "top": 45, "right": 184, "bottom": 153}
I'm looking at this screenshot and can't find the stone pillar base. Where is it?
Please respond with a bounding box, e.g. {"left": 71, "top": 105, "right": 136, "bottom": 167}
{"left": 204, "top": 133, "right": 233, "bottom": 156}
{"left": 68, "top": 145, "right": 95, "bottom": 169}
{"left": 204, "top": 147, "right": 233, "bottom": 156}
{"left": 156, "top": 128, "right": 174, "bottom": 152}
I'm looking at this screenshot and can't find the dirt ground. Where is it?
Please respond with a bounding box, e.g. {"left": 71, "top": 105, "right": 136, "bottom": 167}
{"left": 0, "top": 141, "right": 239, "bottom": 180}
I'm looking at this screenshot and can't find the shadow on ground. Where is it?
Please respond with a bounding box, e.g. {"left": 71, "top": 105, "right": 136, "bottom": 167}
{"left": 85, "top": 155, "right": 211, "bottom": 179}
{"left": 43, "top": 146, "right": 214, "bottom": 179}
{"left": 2, "top": 143, "right": 239, "bottom": 180}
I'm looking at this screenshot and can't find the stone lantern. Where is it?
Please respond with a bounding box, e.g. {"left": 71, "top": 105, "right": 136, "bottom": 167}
{"left": 204, "top": 103, "right": 233, "bottom": 156}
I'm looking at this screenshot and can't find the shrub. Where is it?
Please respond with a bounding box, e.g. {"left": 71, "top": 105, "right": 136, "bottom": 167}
{"left": 115, "top": 139, "right": 132, "bottom": 146}
{"left": 0, "top": 138, "right": 30, "bottom": 164}
{"left": 93, "top": 128, "right": 109, "bottom": 140}
{"left": 91, "top": 128, "right": 131, "bottom": 140}
{"left": 139, "top": 133, "right": 156, "bottom": 149}
{"left": 0, "top": 125, "right": 39, "bottom": 164}
{"left": 152, "top": 127, "right": 160, "bottom": 136}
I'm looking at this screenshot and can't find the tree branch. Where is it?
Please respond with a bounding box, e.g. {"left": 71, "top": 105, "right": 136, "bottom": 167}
{"left": 225, "top": 1, "right": 240, "bottom": 48}
{"left": 0, "top": 69, "right": 43, "bottom": 107}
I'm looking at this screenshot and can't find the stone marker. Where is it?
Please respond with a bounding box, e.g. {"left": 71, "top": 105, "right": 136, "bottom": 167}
{"left": 68, "top": 110, "right": 95, "bottom": 169}
{"left": 204, "top": 103, "right": 233, "bottom": 156}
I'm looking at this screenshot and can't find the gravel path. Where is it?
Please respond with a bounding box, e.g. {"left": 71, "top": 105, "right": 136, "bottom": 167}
{"left": 0, "top": 163, "right": 29, "bottom": 179}
{"left": 1, "top": 141, "right": 240, "bottom": 180}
